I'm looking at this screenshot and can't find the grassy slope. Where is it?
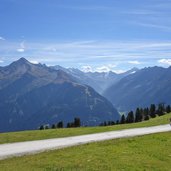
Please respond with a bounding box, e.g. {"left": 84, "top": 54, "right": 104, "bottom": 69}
{"left": 0, "top": 132, "right": 171, "bottom": 171}
{"left": 0, "top": 113, "right": 171, "bottom": 144}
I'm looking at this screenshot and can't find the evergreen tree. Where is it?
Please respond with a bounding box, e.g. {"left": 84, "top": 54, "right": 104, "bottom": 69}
{"left": 51, "top": 124, "right": 56, "bottom": 129}
{"left": 143, "top": 108, "right": 149, "bottom": 120}
{"left": 104, "top": 121, "right": 107, "bottom": 126}
{"left": 150, "top": 104, "right": 156, "bottom": 118}
{"left": 57, "top": 121, "right": 63, "bottom": 128}
{"left": 126, "top": 111, "right": 134, "bottom": 123}
{"left": 107, "top": 121, "right": 112, "bottom": 126}
{"left": 39, "top": 125, "right": 44, "bottom": 130}
{"left": 166, "top": 105, "right": 171, "bottom": 113}
{"left": 135, "top": 108, "right": 142, "bottom": 122}
{"left": 146, "top": 107, "right": 149, "bottom": 115}
{"left": 44, "top": 125, "right": 49, "bottom": 129}
{"left": 111, "top": 121, "right": 115, "bottom": 125}
{"left": 120, "top": 114, "right": 126, "bottom": 124}
{"left": 144, "top": 115, "right": 150, "bottom": 121}
{"left": 74, "top": 118, "right": 81, "bottom": 127}
{"left": 157, "top": 103, "right": 165, "bottom": 116}
{"left": 140, "top": 108, "right": 143, "bottom": 116}
{"left": 67, "top": 122, "right": 72, "bottom": 128}
{"left": 116, "top": 120, "right": 119, "bottom": 124}
{"left": 67, "top": 123, "right": 70, "bottom": 128}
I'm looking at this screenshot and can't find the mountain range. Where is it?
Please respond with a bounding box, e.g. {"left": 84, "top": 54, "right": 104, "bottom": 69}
{"left": 52, "top": 64, "right": 171, "bottom": 112}
{"left": 51, "top": 66, "right": 139, "bottom": 94}
{"left": 1, "top": 58, "right": 171, "bottom": 132}
{"left": 0, "top": 58, "right": 119, "bottom": 132}
{"left": 104, "top": 66, "right": 171, "bottom": 111}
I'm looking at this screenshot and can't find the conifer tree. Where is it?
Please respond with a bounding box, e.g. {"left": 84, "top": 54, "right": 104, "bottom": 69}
{"left": 166, "top": 105, "right": 171, "bottom": 113}
{"left": 104, "top": 121, "right": 107, "bottom": 126}
{"left": 51, "top": 124, "right": 56, "bottom": 129}
{"left": 126, "top": 111, "right": 134, "bottom": 123}
{"left": 120, "top": 114, "right": 126, "bottom": 124}
{"left": 144, "top": 115, "right": 150, "bottom": 121}
{"left": 135, "top": 108, "right": 142, "bottom": 122}
{"left": 111, "top": 121, "right": 115, "bottom": 125}
{"left": 116, "top": 120, "right": 119, "bottom": 124}
{"left": 39, "top": 125, "right": 44, "bottom": 130}
{"left": 143, "top": 108, "right": 149, "bottom": 120}
{"left": 157, "top": 103, "right": 165, "bottom": 116}
{"left": 45, "top": 125, "right": 49, "bottom": 129}
{"left": 57, "top": 121, "right": 63, "bottom": 128}
{"left": 74, "top": 118, "right": 81, "bottom": 127}
{"left": 107, "top": 121, "right": 111, "bottom": 125}
{"left": 67, "top": 122, "right": 72, "bottom": 128}
{"left": 150, "top": 104, "right": 156, "bottom": 118}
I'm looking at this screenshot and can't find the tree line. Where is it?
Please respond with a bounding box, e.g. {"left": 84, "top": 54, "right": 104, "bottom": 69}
{"left": 39, "top": 103, "right": 171, "bottom": 130}
{"left": 101, "top": 103, "right": 171, "bottom": 126}
{"left": 39, "top": 117, "right": 81, "bottom": 130}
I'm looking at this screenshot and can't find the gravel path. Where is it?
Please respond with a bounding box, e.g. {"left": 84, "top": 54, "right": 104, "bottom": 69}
{"left": 0, "top": 124, "right": 170, "bottom": 160}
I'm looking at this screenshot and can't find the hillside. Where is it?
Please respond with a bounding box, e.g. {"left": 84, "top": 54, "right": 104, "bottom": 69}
{"left": 0, "top": 58, "right": 119, "bottom": 132}
{"left": 104, "top": 66, "right": 171, "bottom": 111}
{"left": 0, "top": 112, "right": 170, "bottom": 144}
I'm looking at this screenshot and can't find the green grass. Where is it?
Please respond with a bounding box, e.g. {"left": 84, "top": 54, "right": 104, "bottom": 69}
{"left": 0, "top": 132, "right": 171, "bottom": 171}
{"left": 0, "top": 113, "right": 171, "bottom": 144}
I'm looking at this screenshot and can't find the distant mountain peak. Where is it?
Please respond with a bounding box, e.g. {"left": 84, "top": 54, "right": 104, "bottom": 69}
{"left": 123, "top": 67, "right": 139, "bottom": 75}
{"left": 10, "top": 57, "right": 31, "bottom": 67}
{"left": 16, "top": 57, "right": 29, "bottom": 64}
{"left": 129, "top": 67, "right": 139, "bottom": 72}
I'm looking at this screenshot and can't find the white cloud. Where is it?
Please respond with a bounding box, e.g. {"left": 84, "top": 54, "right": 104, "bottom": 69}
{"left": 81, "top": 64, "right": 117, "bottom": 73}
{"left": 95, "top": 66, "right": 111, "bottom": 72}
{"left": 0, "top": 36, "right": 5, "bottom": 41}
{"left": 112, "top": 69, "right": 126, "bottom": 74}
{"left": 17, "top": 41, "right": 26, "bottom": 53}
{"left": 0, "top": 60, "right": 4, "bottom": 63}
{"left": 128, "top": 60, "right": 141, "bottom": 65}
{"left": 17, "top": 48, "right": 25, "bottom": 52}
{"left": 95, "top": 64, "right": 117, "bottom": 73}
{"left": 94, "top": 65, "right": 126, "bottom": 73}
{"left": 81, "top": 65, "right": 93, "bottom": 72}
{"left": 158, "top": 59, "right": 171, "bottom": 65}
{"left": 29, "top": 60, "right": 39, "bottom": 64}
{"left": 3, "top": 39, "right": 171, "bottom": 68}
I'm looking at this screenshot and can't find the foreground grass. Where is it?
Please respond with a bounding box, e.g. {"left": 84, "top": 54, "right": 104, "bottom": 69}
{"left": 0, "top": 132, "right": 171, "bottom": 171}
{"left": 0, "top": 113, "right": 171, "bottom": 144}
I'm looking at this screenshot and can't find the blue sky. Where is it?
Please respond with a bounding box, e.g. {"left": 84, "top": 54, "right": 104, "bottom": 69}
{"left": 1, "top": 0, "right": 171, "bottom": 72}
